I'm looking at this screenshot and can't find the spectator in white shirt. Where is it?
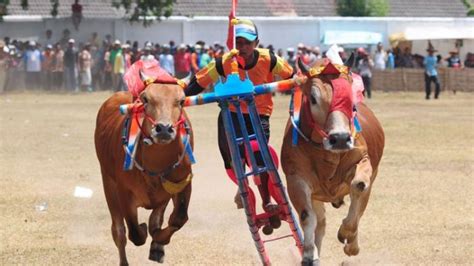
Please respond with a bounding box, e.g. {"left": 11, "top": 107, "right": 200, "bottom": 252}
{"left": 140, "top": 45, "right": 155, "bottom": 62}
{"left": 159, "top": 44, "right": 175, "bottom": 76}
{"left": 23, "top": 41, "right": 43, "bottom": 90}
{"left": 356, "top": 47, "right": 374, "bottom": 99}
{"left": 373, "top": 42, "right": 387, "bottom": 70}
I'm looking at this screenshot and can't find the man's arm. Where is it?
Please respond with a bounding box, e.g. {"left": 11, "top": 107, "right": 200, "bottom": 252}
{"left": 184, "top": 60, "right": 219, "bottom": 96}
{"left": 270, "top": 53, "right": 295, "bottom": 79}
{"left": 184, "top": 75, "right": 205, "bottom": 96}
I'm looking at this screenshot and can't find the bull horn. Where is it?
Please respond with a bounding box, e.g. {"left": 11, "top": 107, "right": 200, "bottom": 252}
{"left": 298, "top": 57, "right": 309, "bottom": 75}
{"left": 344, "top": 52, "right": 356, "bottom": 69}
{"left": 139, "top": 70, "right": 155, "bottom": 86}
{"left": 180, "top": 72, "right": 192, "bottom": 85}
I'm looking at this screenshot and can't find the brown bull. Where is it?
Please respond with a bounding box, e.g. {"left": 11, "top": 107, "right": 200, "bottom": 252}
{"left": 281, "top": 58, "right": 384, "bottom": 265}
{"left": 94, "top": 79, "right": 193, "bottom": 265}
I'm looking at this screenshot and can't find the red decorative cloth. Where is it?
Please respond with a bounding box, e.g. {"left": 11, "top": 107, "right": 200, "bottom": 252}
{"left": 123, "top": 59, "right": 177, "bottom": 98}
{"left": 329, "top": 77, "right": 353, "bottom": 120}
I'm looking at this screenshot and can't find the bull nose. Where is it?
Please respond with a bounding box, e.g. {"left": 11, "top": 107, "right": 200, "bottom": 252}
{"left": 155, "top": 123, "right": 175, "bottom": 139}
{"left": 328, "top": 132, "right": 352, "bottom": 149}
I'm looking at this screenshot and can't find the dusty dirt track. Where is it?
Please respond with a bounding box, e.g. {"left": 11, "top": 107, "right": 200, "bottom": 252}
{"left": 0, "top": 91, "right": 473, "bottom": 265}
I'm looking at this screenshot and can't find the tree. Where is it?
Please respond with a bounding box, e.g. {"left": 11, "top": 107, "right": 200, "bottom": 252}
{"left": 0, "top": 0, "right": 176, "bottom": 26}
{"left": 461, "top": 0, "right": 474, "bottom": 16}
{"left": 368, "top": 0, "right": 389, "bottom": 16}
{"left": 112, "top": 0, "right": 175, "bottom": 26}
{"left": 337, "top": 0, "right": 389, "bottom": 17}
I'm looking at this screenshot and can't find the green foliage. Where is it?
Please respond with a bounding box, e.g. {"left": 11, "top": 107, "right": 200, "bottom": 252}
{"left": 461, "top": 0, "right": 474, "bottom": 16}
{"left": 0, "top": 0, "right": 9, "bottom": 21}
{"left": 113, "top": 0, "right": 175, "bottom": 26}
{"left": 21, "top": 0, "right": 27, "bottom": 10}
{"left": 337, "top": 0, "right": 389, "bottom": 17}
{"left": 337, "top": 0, "right": 369, "bottom": 16}
{"left": 461, "top": 0, "right": 471, "bottom": 8}
{"left": 368, "top": 0, "right": 389, "bottom": 16}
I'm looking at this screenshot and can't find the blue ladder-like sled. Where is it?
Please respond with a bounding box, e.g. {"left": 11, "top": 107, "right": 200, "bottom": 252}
{"left": 185, "top": 69, "right": 303, "bottom": 265}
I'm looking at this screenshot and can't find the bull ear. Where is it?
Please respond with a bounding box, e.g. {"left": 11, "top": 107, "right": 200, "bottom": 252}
{"left": 344, "top": 52, "right": 355, "bottom": 69}
{"left": 298, "top": 57, "right": 309, "bottom": 76}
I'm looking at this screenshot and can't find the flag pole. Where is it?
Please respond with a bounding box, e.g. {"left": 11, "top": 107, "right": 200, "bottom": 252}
{"left": 232, "top": 0, "right": 236, "bottom": 50}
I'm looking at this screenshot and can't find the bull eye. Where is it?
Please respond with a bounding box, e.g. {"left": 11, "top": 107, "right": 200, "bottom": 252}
{"left": 310, "top": 86, "right": 321, "bottom": 105}
{"left": 141, "top": 95, "right": 148, "bottom": 104}
{"left": 179, "top": 99, "right": 185, "bottom": 107}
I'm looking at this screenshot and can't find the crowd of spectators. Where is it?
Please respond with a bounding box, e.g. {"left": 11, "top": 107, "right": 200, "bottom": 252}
{"left": 0, "top": 29, "right": 473, "bottom": 94}
{"left": 0, "top": 30, "right": 228, "bottom": 93}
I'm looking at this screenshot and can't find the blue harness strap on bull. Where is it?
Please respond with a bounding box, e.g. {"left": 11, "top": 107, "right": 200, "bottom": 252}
{"left": 122, "top": 114, "right": 143, "bottom": 170}
{"left": 120, "top": 106, "right": 196, "bottom": 171}
{"left": 289, "top": 89, "right": 362, "bottom": 147}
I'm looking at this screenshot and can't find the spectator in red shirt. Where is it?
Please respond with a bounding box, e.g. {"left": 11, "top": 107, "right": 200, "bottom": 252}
{"left": 71, "top": 0, "right": 83, "bottom": 31}
{"left": 41, "top": 44, "right": 55, "bottom": 90}
{"left": 174, "top": 43, "right": 191, "bottom": 79}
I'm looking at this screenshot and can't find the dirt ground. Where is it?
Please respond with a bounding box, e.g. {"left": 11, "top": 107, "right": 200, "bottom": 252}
{"left": 0, "top": 90, "right": 473, "bottom": 265}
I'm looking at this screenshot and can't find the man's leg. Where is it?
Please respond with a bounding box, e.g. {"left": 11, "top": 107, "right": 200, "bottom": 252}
{"left": 434, "top": 75, "right": 441, "bottom": 99}
{"left": 217, "top": 111, "right": 247, "bottom": 209}
{"left": 424, "top": 73, "right": 431, "bottom": 99}
{"left": 247, "top": 115, "right": 277, "bottom": 212}
{"left": 362, "top": 76, "right": 371, "bottom": 99}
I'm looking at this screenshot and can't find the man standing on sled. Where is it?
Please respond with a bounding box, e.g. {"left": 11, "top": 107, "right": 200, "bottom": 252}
{"left": 184, "top": 18, "right": 294, "bottom": 213}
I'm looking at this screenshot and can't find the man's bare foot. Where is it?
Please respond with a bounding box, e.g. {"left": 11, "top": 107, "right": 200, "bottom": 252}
{"left": 234, "top": 191, "right": 243, "bottom": 209}
{"left": 264, "top": 203, "right": 281, "bottom": 229}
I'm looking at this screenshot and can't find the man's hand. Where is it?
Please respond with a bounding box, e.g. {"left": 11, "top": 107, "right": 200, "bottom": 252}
{"left": 293, "top": 74, "right": 307, "bottom": 86}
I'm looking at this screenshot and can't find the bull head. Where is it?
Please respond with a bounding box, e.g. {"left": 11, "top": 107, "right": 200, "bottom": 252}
{"left": 298, "top": 58, "right": 354, "bottom": 152}
{"left": 139, "top": 83, "right": 186, "bottom": 145}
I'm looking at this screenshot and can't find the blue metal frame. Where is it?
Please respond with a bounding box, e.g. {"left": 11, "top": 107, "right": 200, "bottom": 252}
{"left": 186, "top": 74, "right": 303, "bottom": 265}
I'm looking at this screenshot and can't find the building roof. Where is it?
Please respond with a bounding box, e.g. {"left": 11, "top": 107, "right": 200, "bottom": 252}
{"left": 173, "top": 0, "right": 337, "bottom": 17}
{"left": 387, "top": 0, "right": 469, "bottom": 17}
{"left": 6, "top": 0, "right": 125, "bottom": 18}
{"left": 4, "top": 0, "right": 470, "bottom": 18}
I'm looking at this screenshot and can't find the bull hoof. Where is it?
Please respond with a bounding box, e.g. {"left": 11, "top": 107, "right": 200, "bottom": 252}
{"left": 269, "top": 214, "right": 281, "bottom": 229}
{"left": 130, "top": 223, "right": 148, "bottom": 246}
{"left": 344, "top": 243, "right": 360, "bottom": 256}
{"left": 149, "top": 243, "right": 165, "bottom": 263}
{"left": 262, "top": 225, "right": 273, "bottom": 235}
{"left": 331, "top": 198, "right": 345, "bottom": 208}
{"left": 337, "top": 230, "right": 346, "bottom": 244}
{"left": 337, "top": 225, "right": 357, "bottom": 244}
{"left": 302, "top": 258, "right": 320, "bottom": 266}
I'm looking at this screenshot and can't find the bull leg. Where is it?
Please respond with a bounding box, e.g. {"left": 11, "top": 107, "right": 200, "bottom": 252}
{"left": 149, "top": 184, "right": 192, "bottom": 263}
{"left": 119, "top": 192, "right": 148, "bottom": 246}
{"left": 337, "top": 157, "right": 373, "bottom": 256}
{"left": 147, "top": 201, "right": 169, "bottom": 263}
{"left": 312, "top": 200, "right": 326, "bottom": 257}
{"left": 287, "top": 177, "right": 319, "bottom": 266}
{"left": 103, "top": 178, "right": 129, "bottom": 266}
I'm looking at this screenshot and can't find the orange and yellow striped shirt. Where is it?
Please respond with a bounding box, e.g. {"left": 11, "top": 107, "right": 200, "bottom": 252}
{"left": 195, "top": 48, "right": 293, "bottom": 116}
